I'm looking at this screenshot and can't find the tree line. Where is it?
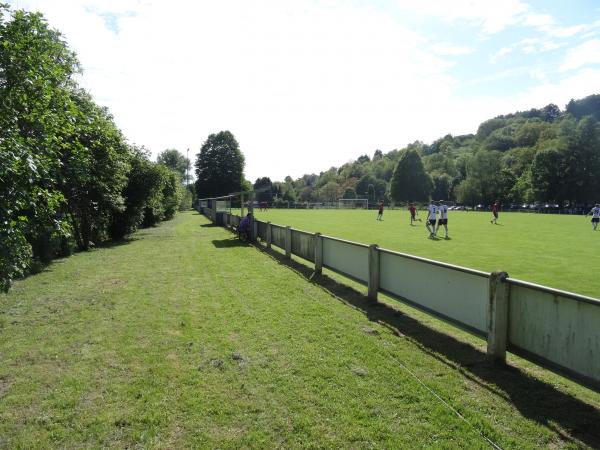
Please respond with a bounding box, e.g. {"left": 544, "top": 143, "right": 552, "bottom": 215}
{"left": 0, "top": 7, "right": 191, "bottom": 292}
{"left": 242, "top": 96, "right": 600, "bottom": 208}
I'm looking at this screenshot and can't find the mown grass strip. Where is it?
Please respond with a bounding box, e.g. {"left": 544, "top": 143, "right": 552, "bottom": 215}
{"left": 0, "top": 211, "right": 599, "bottom": 449}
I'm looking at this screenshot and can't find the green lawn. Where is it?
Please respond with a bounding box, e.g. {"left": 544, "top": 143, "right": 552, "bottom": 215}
{"left": 248, "top": 208, "right": 600, "bottom": 298}
{"left": 1, "top": 211, "right": 600, "bottom": 448}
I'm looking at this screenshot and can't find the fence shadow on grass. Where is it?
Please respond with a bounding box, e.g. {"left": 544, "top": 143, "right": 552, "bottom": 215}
{"left": 256, "top": 243, "right": 600, "bottom": 449}
{"left": 212, "top": 238, "right": 249, "bottom": 248}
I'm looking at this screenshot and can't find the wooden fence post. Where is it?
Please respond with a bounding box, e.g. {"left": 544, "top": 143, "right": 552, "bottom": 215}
{"left": 285, "top": 226, "right": 292, "bottom": 259}
{"left": 314, "top": 233, "right": 323, "bottom": 275}
{"left": 266, "top": 222, "right": 272, "bottom": 248}
{"left": 368, "top": 244, "right": 380, "bottom": 302}
{"left": 487, "top": 271, "right": 510, "bottom": 363}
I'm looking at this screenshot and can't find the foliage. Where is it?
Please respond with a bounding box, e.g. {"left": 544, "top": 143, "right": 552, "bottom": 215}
{"left": 0, "top": 6, "right": 182, "bottom": 291}
{"left": 253, "top": 177, "right": 273, "bottom": 202}
{"left": 61, "top": 89, "right": 130, "bottom": 250}
{"left": 195, "top": 131, "right": 245, "bottom": 198}
{"left": 0, "top": 6, "right": 78, "bottom": 290}
{"left": 157, "top": 148, "right": 190, "bottom": 182}
{"left": 390, "top": 149, "right": 432, "bottom": 203}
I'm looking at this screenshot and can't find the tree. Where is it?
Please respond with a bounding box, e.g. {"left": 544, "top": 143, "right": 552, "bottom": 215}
{"left": 530, "top": 148, "right": 566, "bottom": 204}
{"left": 0, "top": 6, "right": 79, "bottom": 291}
{"left": 157, "top": 149, "right": 190, "bottom": 182}
{"left": 110, "top": 147, "right": 158, "bottom": 239}
{"left": 431, "top": 173, "right": 453, "bottom": 201}
{"left": 61, "top": 88, "right": 130, "bottom": 250}
{"left": 455, "top": 150, "right": 503, "bottom": 205}
{"left": 342, "top": 188, "right": 357, "bottom": 199}
{"left": 253, "top": 177, "right": 273, "bottom": 202}
{"left": 319, "top": 181, "right": 342, "bottom": 202}
{"left": 195, "top": 131, "right": 245, "bottom": 198}
{"left": 390, "top": 149, "right": 432, "bottom": 203}
{"left": 566, "top": 95, "right": 600, "bottom": 121}
{"left": 477, "top": 118, "right": 506, "bottom": 140}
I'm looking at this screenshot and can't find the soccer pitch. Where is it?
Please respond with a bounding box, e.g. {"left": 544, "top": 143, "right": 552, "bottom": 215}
{"left": 249, "top": 209, "right": 600, "bottom": 299}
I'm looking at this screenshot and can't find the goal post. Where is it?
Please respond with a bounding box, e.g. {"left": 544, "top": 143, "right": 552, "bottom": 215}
{"left": 338, "top": 198, "right": 369, "bottom": 209}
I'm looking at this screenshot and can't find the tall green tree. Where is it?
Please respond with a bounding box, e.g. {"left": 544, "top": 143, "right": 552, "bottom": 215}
{"left": 390, "top": 149, "right": 432, "bottom": 203}
{"left": 0, "top": 6, "right": 79, "bottom": 290}
{"left": 455, "top": 150, "right": 503, "bottom": 205}
{"left": 61, "top": 89, "right": 130, "bottom": 250}
{"left": 157, "top": 148, "right": 190, "bottom": 182}
{"left": 253, "top": 177, "right": 273, "bottom": 202}
{"left": 530, "top": 148, "right": 566, "bottom": 204}
{"left": 195, "top": 131, "right": 245, "bottom": 198}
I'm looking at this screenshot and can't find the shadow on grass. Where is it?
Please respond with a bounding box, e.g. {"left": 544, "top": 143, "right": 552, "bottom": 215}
{"left": 212, "top": 238, "right": 249, "bottom": 248}
{"left": 95, "top": 236, "right": 140, "bottom": 249}
{"left": 201, "top": 223, "right": 219, "bottom": 228}
{"left": 256, "top": 243, "right": 600, "bottom": 448}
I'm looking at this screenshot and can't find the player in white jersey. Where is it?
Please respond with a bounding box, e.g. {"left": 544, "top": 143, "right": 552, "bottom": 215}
{"left": 587, "top": 204, "right": 600, "bottom": 230}
{"left": 436, "top": 201, "right": 449, "bottom": 239}
{"left": 426, "top": 200, "right": 437, "bottom": 238}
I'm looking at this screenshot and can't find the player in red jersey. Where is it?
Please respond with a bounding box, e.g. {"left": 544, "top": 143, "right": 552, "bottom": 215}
{"left": 490, "top": 201, "right": 500, "bottom": 224}
{"left": 376, "top": 201, "right": 384, "bottom": 220}
{"left": 408, "top": 203, "right": 420, "bottom": 225}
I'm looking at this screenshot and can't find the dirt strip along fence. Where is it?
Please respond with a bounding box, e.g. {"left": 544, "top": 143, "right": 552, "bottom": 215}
{"left": 198, "top": 205, "right": 600, "bottom": 391}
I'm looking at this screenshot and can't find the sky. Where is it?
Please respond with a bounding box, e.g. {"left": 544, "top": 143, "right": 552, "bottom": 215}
{"left": 7, "top": 0, "right": 600, "bottom": 182}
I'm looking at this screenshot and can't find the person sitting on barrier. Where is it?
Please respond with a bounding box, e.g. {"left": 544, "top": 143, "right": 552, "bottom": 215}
{"left": 239, "top": 213, "right": 252, "bottom": 241}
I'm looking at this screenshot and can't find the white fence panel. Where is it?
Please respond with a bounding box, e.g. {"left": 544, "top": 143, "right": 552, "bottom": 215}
{"left": 508, "top": 280, "right": 600, "bottom": 383}
{"left": 256, "top": 220, "right": 268, "bottom": 240}
{"left": 291, "top": 230, "right": 315, "bottom": 262}
{"left": 322, "top": 237, "right": 369, "bottom": 284}
{"left": 379, "top": 250, "right": 489, "bottom": 334}
{"left": 271, "top": 224, "right": 286, "bottom": 249}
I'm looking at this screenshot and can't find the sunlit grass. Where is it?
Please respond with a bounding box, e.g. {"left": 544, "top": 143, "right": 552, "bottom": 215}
{"left": 0, "top": 211, "right": 599, "bottom": 448}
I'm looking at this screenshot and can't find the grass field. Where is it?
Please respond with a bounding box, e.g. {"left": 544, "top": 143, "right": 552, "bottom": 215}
{"left": 1, "top": 211, "right": 600, "bottom": 448}
{"left": 248, "top": 208, "right": 600, "bottom": 298}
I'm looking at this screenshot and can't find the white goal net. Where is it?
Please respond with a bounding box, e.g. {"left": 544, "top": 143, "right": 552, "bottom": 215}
{"left": 338, "top": 198, "right": 369, "bottom": 209}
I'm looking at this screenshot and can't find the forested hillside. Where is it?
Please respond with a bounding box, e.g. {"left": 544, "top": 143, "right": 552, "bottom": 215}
{"left": 256, "top": 96, "right": 600, "bottom": 208}
{"left": 0, "top": 7, "right": 190, "bottom": 291}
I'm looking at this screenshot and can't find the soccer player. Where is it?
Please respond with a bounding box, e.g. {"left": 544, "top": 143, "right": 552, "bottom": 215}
{"left": 587, "top": 203, "right": 600, "bottom": 230}
{"left": 376, "top": 201, "right": 384, "bottom": 220}
{"left": 437, "top": 200, "right": 449, "bottom": 239}
{"left": 490, "top": 201, "right": 500, "bottom": 224}
{"left": 426, "top": 200, "right": 437, "bottom": 238}
{"left": 408, "top": 203, "right": 419, "bottom": 225}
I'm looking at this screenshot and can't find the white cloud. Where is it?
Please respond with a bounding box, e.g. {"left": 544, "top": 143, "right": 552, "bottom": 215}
{"left": 430, "top": 42, "right": 473, "bottom": 56}
{"left": 561, "top": 39, "right": 600, "bottom": 71}
{"left": 489, "top": 45, "right": 513, "bottom": 64}
{"left": 7, "top": 0, "right": 600, "bottom": 182}
{"left": 10, "top": 0, "right": 461, "bottom": 180}
{"left": 398, "top": 0, "right": 530, "bottom": 34}
{"left": 523, "top": 13, "right": 554, "bottom": 28}
{"left": 548, "top": 24, "right": 588, "bottom": 38}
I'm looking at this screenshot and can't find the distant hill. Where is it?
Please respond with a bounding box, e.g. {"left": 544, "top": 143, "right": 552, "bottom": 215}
{"left": 258, "top": 94, "right": 600, "bottom": 208}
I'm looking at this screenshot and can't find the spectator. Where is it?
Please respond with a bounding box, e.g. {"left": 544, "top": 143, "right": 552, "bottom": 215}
{"left": 239, "top": 213, "right": 252, "bottom": 241}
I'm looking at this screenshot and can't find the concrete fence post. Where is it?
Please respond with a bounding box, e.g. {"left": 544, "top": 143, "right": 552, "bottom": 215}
{"left": 252, "top": 220, "right": 258, "bottom": 241}
{"left": 314, "top": 233, "right": 323, "bottom": 275}
{"left": 487, "top": 271, "right": 510, "bottom": 363}
{"left": 368, "top": 244, "right": 380, "bottom": 302}
{"left": 266, "top": 222, "right": 272, "bottom": 248}
{"left": 285, "top": 226, "right": 292, "bottom": 259}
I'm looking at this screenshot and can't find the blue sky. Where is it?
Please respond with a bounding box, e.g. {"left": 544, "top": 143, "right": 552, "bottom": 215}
{"left": 7, "top": 0, "right": 600, "bottom": 181}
